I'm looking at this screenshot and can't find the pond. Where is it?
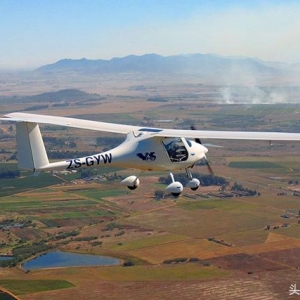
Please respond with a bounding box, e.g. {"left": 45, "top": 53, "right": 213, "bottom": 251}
{"left": 22, "top": 251, "right": 120, "bottom": 270}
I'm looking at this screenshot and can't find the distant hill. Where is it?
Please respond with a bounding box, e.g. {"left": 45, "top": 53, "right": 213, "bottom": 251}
{"left": 27, "top": 89, "right": 102, "bottom": 103}
{"left": 0, "top": 89, "right": 104, "bottom": 105}
{"left": 36, "top": 53, "right": 293, "bottom": 76}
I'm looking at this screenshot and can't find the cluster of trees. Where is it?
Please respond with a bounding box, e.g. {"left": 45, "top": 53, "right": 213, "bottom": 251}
{"left": 0, "top": 169, "right": 20, "bottom": 179}
{"left": 96, "top": 137, "right": 124, "bottom": 151}
{"left": 0, "top": 149, "right": 11, "bottom": 154}
{"left": 179, "top": 118, "right": 197, "bottom": 127}
{"left": 73, "top": 236, "right": 97, "bottom": 242}
{"left": 23, "top": 104, "right": 49, "bottom": 111}
{"left": 0, "top": 241, "right": 52, "bottom": 268}
{"left": 0, "top": 132, "right": 13, "bottom": 139}
{"left": 123, "top": 260, "right": 135, "bottom": 267}
{"left": 0, "top": 225, "right": 101, "bottom": 268}
{"left": 198, "top": 174, "right": 228, "bottom": 186}
{"left": 48, "top": 150, "right": 91, "bottom": 159}
{"left": 102, "top": 222, "right": 124, "bottom": 231}
{"left": 52, "top": 103, "right": 70, "bottom": 107}
{"left": 91, "top": 241, "right": 102, "bottom": 247}
{"left": 43, "top": 137, "right": 76, "bottom": 149}
{"left": 231, "top": 182, "right": 259, "bottom": 196}
{"left": 163, "top": 257, "right": 210, "bottom": 266}
{"left": 147, "top": 96, "right": 168, "bottom": 102}
{"left": 288, "top": 180, "right": 299, "bottom": 185}
{"left": 163, "top": 257, "right": 190, "bottom": 264}
{"left": 50, "top": 230, "right": 79, "bottom": 241}
{"left": 158, "top": 173, "right": 228, "bottom": 187}
{"left": 80, "top": 169, "right": 95, "bottom": 179}
{"left": 0, "top": 219, "right": 33, "bottom": 229}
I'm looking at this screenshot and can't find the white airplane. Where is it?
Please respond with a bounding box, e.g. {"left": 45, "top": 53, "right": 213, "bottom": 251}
{"left": 2, "top": 112, "right": 300, "bottom": 196}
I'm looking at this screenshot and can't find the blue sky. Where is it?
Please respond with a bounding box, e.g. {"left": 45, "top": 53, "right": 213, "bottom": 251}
{"left": 1, "top": 0, "right": 300, "bottom": 69}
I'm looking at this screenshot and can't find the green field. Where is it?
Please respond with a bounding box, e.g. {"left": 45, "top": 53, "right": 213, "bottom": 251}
{"left": 76, "top": 188, "right": 125, "bottom": 199}
{"left": 0, "top": 280, "right": 74, "bottom": 295}
{"left": 178, "top": 198, "right": 257, "bottom": 211}
{"left": 0, "top": 173, "right": 64, "bottom": 197}
{"left": 111, "top": 233, "right": 187, "bottom": 251}
{"left": 83, "top": 264, "right": 228, "bottom": 281}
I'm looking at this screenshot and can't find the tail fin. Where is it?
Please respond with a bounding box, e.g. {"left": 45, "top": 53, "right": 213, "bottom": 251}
{"left": 16, "top": 122, "right": 49, "bottom": 171}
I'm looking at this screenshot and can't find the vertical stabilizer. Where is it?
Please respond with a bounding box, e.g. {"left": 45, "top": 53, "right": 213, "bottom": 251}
{"left": 16, "top": 122, "right": 49, "bottom": 171}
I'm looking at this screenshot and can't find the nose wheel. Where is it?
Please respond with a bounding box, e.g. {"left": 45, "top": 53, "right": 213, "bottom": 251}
{"left": 165, "top": 173, "right": 183, "bottom": 197}
{"left": 185, "top": 168, "right": 200, "bottom": 191}
{"left": 165, "top": 170, "right": 201, "bottom": 197}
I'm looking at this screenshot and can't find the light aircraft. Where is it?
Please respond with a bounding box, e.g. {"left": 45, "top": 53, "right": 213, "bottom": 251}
{"left": 2, "top": 112, "right": 300, "bottom": 197}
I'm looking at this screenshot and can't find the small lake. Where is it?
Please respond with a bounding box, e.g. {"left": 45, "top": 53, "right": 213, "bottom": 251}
{"left": 22, "top": 251, "right": 120, "bottom": 270}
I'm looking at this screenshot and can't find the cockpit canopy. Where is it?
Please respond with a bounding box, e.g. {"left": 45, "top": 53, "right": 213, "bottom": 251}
{"left": 162, "top": 137, "right": 189, "bottom": 162}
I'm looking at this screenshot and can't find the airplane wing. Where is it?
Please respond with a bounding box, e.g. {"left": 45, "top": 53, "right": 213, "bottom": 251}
{"left": 0, "top": 112, "right": 138, "bottom": 134}
{"left": 154, "top": 129, "right": 300, "bottom": 141}
{"left": 2, "top": 112, "right": 300, "bottom": 141}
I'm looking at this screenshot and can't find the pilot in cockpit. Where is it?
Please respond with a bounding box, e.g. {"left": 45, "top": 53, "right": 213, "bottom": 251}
{"left": 163, "top": 138, "right": 188, "bottom": 162}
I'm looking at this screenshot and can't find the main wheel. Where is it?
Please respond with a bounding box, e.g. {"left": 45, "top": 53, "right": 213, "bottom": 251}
{"left": 191, "top": 186, "right": 199, "bottom": 191}
{"left": 127, "top": 185, "right": 138, "bottom": 190}
{"left": 171, "top": 192, "right": 181, "bottom": 197}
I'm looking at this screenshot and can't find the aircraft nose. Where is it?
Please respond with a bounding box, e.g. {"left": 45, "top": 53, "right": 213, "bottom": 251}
{"left": 195, "top": 143, "right": 208, "bottom": 159}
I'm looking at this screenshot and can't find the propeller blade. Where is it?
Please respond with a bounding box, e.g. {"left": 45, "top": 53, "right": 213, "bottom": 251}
{"left": 190, "top": 125, "right": 202, "bottom": 144}
{"left": 191, "top": 125, "right": 215, "bottom": 176}
{"left": 195, "top": 137, "right": 202, "bottom": 145}
{"left": 203, "top": 155, "right": 214, "bottom": 176}
{"left": 206, "top": 160, "right": 214, "bottom": 176}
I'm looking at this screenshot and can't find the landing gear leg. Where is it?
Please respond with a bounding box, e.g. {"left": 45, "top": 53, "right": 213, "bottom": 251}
{"left": 186, "top": 168, "right": 193, "bottom": 180}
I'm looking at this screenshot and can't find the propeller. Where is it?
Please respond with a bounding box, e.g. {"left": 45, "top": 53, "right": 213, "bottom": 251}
{"left": 190, "top": 125, "right": 214, "bottom": 176}
{"left": 205, "top": 160, "right": 215, "bottom": 176}
{"left": 190, "top": 125, "right": 202, "bottom": 144}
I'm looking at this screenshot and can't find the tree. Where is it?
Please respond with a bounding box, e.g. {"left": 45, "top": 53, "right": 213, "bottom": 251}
{"left": 154, "top": 190, "right": 165, "bottom": 200}
{"left": 123, "top": 260, "right": 135, "bottom": 267}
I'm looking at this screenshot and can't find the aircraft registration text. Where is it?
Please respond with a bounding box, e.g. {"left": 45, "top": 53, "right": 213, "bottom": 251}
{"left": 66, "top": 153, "right": 112, "bottom": 169}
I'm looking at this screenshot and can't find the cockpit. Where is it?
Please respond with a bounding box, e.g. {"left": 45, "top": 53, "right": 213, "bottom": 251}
{"left": 162, "top": 137, "right": 189, "bottom": 162}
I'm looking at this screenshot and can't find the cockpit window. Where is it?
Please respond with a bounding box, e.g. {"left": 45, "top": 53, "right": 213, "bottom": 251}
{"left": 186, "top": 139, "right": 192, "bottom": 147}
{"left": 162, "top": 138, "right": 188, "bottom": 162}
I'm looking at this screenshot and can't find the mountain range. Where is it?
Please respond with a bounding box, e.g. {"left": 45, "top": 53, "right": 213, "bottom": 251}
{"left": 36, "top": 53, "right": 300, "bottom": 76}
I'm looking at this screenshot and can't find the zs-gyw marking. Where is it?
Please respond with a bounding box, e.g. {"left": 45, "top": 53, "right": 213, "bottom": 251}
{"left": 66, "top": 153, "right": 112, "bottom": 169}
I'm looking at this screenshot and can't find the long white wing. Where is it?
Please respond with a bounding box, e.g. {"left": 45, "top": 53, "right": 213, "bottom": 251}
{"left": 155, "top": 129, "right": 300, "bottom": 141}
{"left": 0, "top": 112, "right": 138, "bottom": 134}
{"left": 2, "top": 112, "right": 300, "bottom": 141}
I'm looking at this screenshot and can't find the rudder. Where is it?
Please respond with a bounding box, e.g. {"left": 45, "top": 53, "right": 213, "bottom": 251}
{"left": 16, "top": 122, "right": 49, "bottom": 171}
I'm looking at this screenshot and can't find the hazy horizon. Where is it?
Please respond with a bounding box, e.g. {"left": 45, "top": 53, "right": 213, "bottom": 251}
{"left": 1, "top": 52, "right": 299, "bottom": 73}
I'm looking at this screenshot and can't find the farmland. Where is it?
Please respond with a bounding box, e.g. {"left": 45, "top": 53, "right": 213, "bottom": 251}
{"left": 1, "top": 74, "right": 300, "bottom": 299}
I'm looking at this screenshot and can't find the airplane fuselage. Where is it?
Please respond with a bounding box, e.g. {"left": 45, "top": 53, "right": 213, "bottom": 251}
{"left": 39, "top": 132, "right": 207, "bottom": 173}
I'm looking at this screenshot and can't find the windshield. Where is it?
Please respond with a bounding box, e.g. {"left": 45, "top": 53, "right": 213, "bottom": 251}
{"left": 162, "top": 138, "right": 188, "bottom": 162}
